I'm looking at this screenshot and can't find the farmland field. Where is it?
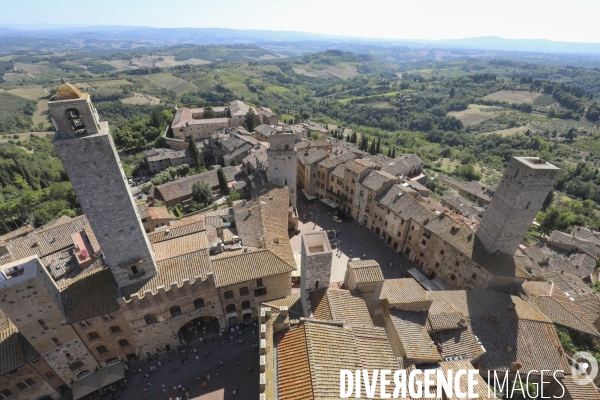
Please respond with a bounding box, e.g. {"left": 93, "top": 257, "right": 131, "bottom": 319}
{"left": 324, "top": 65, "right": 358, "bottom": 79}
{"left": 121, "top": 93, "right": 161, "bottom": 105}
{"left": 8, "top": 88, "right": 49, "bottom": 100}
{"left": 32, "top": 100, "right": 50, "bottom": 127}
{"left": 447, "top": 104, "right": 498, "bottom": 126}
{"left": 154, "top": 56, "right": 211, "bottom": 67}
{"left": 146, "top": 73, "right": 198, "bottom": 94}
{"left": 3, "top": 73, "right": 36, "bottom": 82}
{"left": 91, "top": 79, "right": 134, "bottom": 88}
{"left": 483, "top": 90, "right": 541, "bottom": 103}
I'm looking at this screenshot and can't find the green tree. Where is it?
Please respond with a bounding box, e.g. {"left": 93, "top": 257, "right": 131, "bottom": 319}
{"left": 376, "top": 137, "right": 381, "bottom": 154}
{"left": 203, "top": 103, "right": 215, "bottom": 119}
{"left": 541, "top": 191, "right": 554, "bottom": 211}
{"left": 538, "top": 207, "right": 560, "bottom": 236}
{"left": 226, "top": 191, "right": 241, "bottom": 207}
{"left": 245, "top": 109, "right": 259, "bottom": 132}
{"left": 563, "top": 127, "right": 577, "bottom": 142}
{"left": 217, "top": 168, "right": 229, "bottom": 195}
{"left": 449, "top": 87, "right": 456, "bottom": 98}
{"left": 187, "top": 136, "right": 202, "bottom": 173}
{"left": 391, "top": 147, "right": 396, "bottom": 158}
{"left": 141, "top": 183, "right": 154, "bottom": 195}
{"left": 455, "top": 164, "right": 481, "bottom": 181}
{"left": 176, "top": 164, "right": 191, "bottom": 178}
{"left": 191, "top": 180, "right": 214, "bottom": 206}
{"left": 230, "top": 159, "right": 239, "bottom": 166}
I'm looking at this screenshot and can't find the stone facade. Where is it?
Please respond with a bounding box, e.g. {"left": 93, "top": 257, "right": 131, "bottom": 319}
{"left": 300, "top": 232, "right": 333, "bottom": 315}
{"left": 0, "top": 257, "right": 100, "bottom": 384}
{"left": 267, "top": 133, "right": 298, "bottom": 209}
{"left": 476, "top": 157, "right": 559, "bottom": 255}
{"left": 0, "top": 361, "right": 61, "bottom": 400}
{"left": 51, "top": 91, "right": 157, "bottom": 288}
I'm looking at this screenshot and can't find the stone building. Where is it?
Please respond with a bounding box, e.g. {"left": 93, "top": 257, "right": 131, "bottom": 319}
{"left": 299, "top": 231, "right": 333, "bottom": 315}
{"left": 48, "top": 80, "right": 157, "bottom": 288}
{"left": 144, "top": 147, "right": 196, "bottom": 174}
{"left": 296, "top": 148, "right": 329, "bottom": 199}
{"left": 0, "top": 84, "right": 299, "bottom": 398}
{"left": 267, "top": 132, "right": 298, "bottom": 209}
{"left": 136, "top": 203, "right": 171, "bottom": 232}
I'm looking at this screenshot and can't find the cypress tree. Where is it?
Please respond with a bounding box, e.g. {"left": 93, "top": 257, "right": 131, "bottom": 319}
{"left": 392, "top": 147, "right": 396, "bottom": 158}
{"left": 217, "top": 167, "right": 229, "bottom": 195}
{"left": 187, "top": 135, "right": 202, "bottom": 173}
{"left": 376, "top": 138, "right": 381, "bottom": 154}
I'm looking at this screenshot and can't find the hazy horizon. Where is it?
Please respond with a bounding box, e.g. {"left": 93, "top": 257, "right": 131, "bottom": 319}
{"left": 1, "top": 0, "right": 599, "bottom": 43}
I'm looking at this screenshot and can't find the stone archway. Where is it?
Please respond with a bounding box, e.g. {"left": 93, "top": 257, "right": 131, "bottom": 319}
{"left": 176, "top": 315, "right": 220, "bottom": 344}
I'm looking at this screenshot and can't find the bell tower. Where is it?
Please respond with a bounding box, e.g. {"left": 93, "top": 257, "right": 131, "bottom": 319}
{"left": 48, "top": 81, "right": 157, "bottom": 288}
{"left": 267, "top": 132, "right": 297, "bottom": 209}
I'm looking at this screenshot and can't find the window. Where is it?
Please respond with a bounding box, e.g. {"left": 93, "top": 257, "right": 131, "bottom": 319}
{"left": 131, "top": 266, "right": 138, "bottom": 274}
{"left": 455, "top": 261, "right": 459, "bottom": 267}
{"left": 194, "top": 298, "right": 205, "bottom": 309}
{"left": 360, "top": 190, "right": 364, "bottom": 196}
{"left": 96, "top": 345, "right": 108, "bottom": 354}
{"left": 170, "top": 306, "right": 182, "bottom": 317}
{"left": 24, "top": 379, "right": 34, "bottom": 387}
{"left": 38, "top": 319, "right": 48, "bottom": 330}
{"left": 420, "top": 252, "right": 424, "bottom": 257}
{"left": 411, "top": 226, "right": 414, "bottom": 231}
{"left": 408, "top": 236, "right": 411, "bottom": 241}
{"left": 224, "top": 290, "right": 234, "bottom": 300}
{"left": 401, "top": 220, "right": 405, "bottom": 225}
{"left": 239, "top": 287, "right": 249, "bottom": 296}
{"left": 331, "top": 176, "right": 334, "bottom": 182}
{"left": 102, "top": 314, "right": 115, "bottom": 321}
{"left": 350, "top": 189, "right": 354, "bottom": 195}
{"left": 384, "top": 221, "right": 388, "bottom": 226}
{"left": 16, "top": 382, "right": 28, "bottom": 391}
{"left": 352, "top": 179, "right": 355, "bottom": 183}
{"left": 472, "top": 273, "right": 477, "bottom": 280}
{"left": 366, "top": 207, "right": 370, "bottom": 213}
{"left": 225, "top": 304, "right": 236, "bottom": 313}
{"left": 69, "top": 361, "right": 84, "bottom": 371}
{"left": 118, "top": 339, "right": 130, "bottom": 348}
{"left": 87, "top": 332, "right": 100, "bottom": 341}
{"left": 66, "top": 108, "right": 86, "bottom": 134}
{"left": 44, "top": 371, "right": 55, "bottom": 379}
{"left": 109, "top": 326, "right": 121, "bottom": 334}
{"left": 435, "top": 262, "right": 440, "bottom": 268}
{"left": 255, "top": 287, "right": 267, "bottom": 297}
{"left": 241, "top": 301, "right": 251, "bottom": 310}
{"left": 52, "top": 337, "right": 61, "bottom": 346}
{"left": 440, "top": 250, "right": 445, "bottom": 255}
{"left": 525, "top": 201, "right": 531, "bottom": 209}
{"left": 256, "top": 278, "right": 264, "bottom": 287}
{"left": 1, "top": 390, "right": 13, "bottom": 398}
{"left": 144, "top": 314, "right": 158, "bottom": 325}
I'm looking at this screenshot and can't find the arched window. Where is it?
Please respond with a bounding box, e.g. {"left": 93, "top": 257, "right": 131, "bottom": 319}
{"left": 66, "top": 108, "right": 86, "bottom": 134}
{"left": 109, "top": 325, "right": 121, "bottom": 333}
{"left": 16, "top": 382, "right": 27, "bottom": 390}
{"left": 239, "top": 287, "right": 249, "bottom": 296}
{"left": 194, "top": 298, "right": 205, "bottom": 309}
{"left": 118, "top": 339, "right": 130, "bottom": 348}
{"left": 224, "top": 290, "right": 234, "bottom": 300}
{"left": 144, "top": 314, "right": 158, "bottom": 325}
{"left": 0, "top": 389, "right": 13, "bottom": 398}
{"left": 225, "top": 304, "right": 236, "bottom": 313}
{"left": 24, "top": 379, "right": 34, "bottom": 387}
{"left": 241, "top": 301, "right": 251, "bottom": 310}
{"left": 86, "top": 332, "right": 100, "bottom": 341}
{"left": 96, "top": 345, "right": 108, "bottom": 354}
{"left": 170, "top": 306, "right": 182, "bottom": 317}
{"left": 69, "top": 361, "right": 84, "bottom": 371}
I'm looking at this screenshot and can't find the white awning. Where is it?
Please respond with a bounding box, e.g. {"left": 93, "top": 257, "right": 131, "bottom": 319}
{"left": 72, "top": 363, "right": 125, "bottom": 400}
{"left": 407, "top": 267, "right": 427, "bottom": 282}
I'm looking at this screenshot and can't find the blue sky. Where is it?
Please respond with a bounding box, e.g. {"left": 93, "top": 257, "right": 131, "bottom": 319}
{"left": 1, "top": 0, "right": 599, "bottom": 42}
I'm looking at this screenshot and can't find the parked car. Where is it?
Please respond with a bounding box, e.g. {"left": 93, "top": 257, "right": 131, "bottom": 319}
{"left": 332, "top": 216, "right": 342, "bottom": 223}
{"left": 337, "top": 210, "right": 353, "bottom": 222}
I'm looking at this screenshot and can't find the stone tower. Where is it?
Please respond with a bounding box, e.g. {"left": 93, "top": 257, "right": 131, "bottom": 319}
{"left": 267, "top": 132, "right": 297, "bottom": 209}
{"left": 476, "top": 157, "right": 559, "bottom": 255}
{"left": 0, "top": 257, "right": 100, "bottom": 383}
{"left": 48, "top": 81, "right": 156, "bottom": 288}
{"left": 300, "top": 231, "right": 333, "bottom": 315}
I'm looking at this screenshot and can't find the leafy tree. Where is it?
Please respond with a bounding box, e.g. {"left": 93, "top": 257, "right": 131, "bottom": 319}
{"left": 541, "top": 191, "right": 554, "bottom": 211}
{"left": 141, "top": 183, "right": 154, "bottom": 195}
{"left": 538, "top": 207, "right": 560, "bottom": 235}
{"left": 449, "top": 87, "right": 456, "bottom": 98}
{"left": 455, "top": 164, "right": 482, "bottom": 181}
{"left": 176, "top": 164, "right": 190, "bottom": 178}
{"left": 375, "top": 137, "right": 381, "bottom": 154}
{"left": 245, "top": 109, "right": 259, "bottom": 132}
{"left": 191, "top": 180, "right": 214, "bottom": 207}
{"left": 187, "top": 136, "right": 202, "bottom": 172}
{"left": 391, "top": 147, "right": 396, "bottom": 158}
{"left": 562, "top": 127, "right": 578, "bottom": 142}
{"left": 230, "top": 159, "right": 239, "bottom": 166}
{"left": 226, "top": 191, "right": 241, "bottom": 207}
{"left": 217, "top": 168, "right": 229, "bottom": 195}
{"left": 203, "top": 103, "right": 215, "bottom": 119}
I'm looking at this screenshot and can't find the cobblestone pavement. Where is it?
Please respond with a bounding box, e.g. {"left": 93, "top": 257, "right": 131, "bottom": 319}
{"left": 89, "top": 324, "right": 260, "bottom": 400}
{"left": 291, "top": 199, "right": 417, "bottom": 283}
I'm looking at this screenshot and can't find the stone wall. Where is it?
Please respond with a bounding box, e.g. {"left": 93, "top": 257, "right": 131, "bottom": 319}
{"left": 53, "top": 129, "right": 157, "bottom": 288}
{"left": 267, "top": 134, "right": 298, "bottom": 208}
{"left": 300, "top": 233, "right": 333, "bottom": 315}
{"left": 0, "top": 362, "right": 59, "bottom": 400}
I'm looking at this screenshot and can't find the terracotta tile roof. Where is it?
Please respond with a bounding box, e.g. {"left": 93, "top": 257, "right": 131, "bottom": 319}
{"left": 0, "top": 311, "right": 10, "bottom": 331}
{"left": 547, "top": 257, "right": 592, "bottom": 278}
{"left": 433, "top": 327, "right": 485, "bottom": 362}
{"left": 570, "top": 252, "right": 597, "bottom": 275}
{"left": 0, "top": 224, "right": 33, "bottom": 241}
{"left": 521, "top": 246, "right": 549, "bottom": 264}
{"left": 539, "top": 271, "right": 593, "bottom": 296}
{"left": 147, "top": 216, "right": 205, "bottom": 244}
{"left": 42, "top": 248, "right": 76, "bottom": 280}
{"left": 348, "top": 260, "right": 384, "bottom": 284}
{"left": 133, "top": 249, "right": 212, "bottom": 296}
{"left": 233, "top": 186, "right": 295, "bottom": 267}
{"left": 211, "top": 249, "right": 295, "bottom": 288}
{"left": 360, "top": 170, "right": 398, "bottom": 191}
{"left": 310, "top": 288, "right": 373, "bottom": 326}
{"left": 331, "top": 164, "right": 345, "bottom": 179}
{"left": 561, "top": 375, "right": 600, "bottom": 399}
{"left": 439, "top": 359, "right": 494, "bottom": 400}
{"left": 148, "top": 206, "right": 170, "bottom": 220}
{"left": 382, "top": 154, "right": 423, "bottom": 177}
{"left": 298, "top": 148, "right": 329, "bottom": 165}
{"left": 276, "top": 325, "right": 313, "bottom": 400}
{"left": 152, "top": 231, "right": 209, "bottom": 261}
{"left": 7, "top": 215, "right": 90, "bottom": 260}
{"left": 261, "top": 294, "right": 304, "bottom": 317}
{"left": 548, "top": 230, "right": 597, "bottom": 257}
{"left": 389, "top": 310, "right": 442, "bottom": 361}
{"left": 0, "top": 319, "right": 39, "bottom": 375}
{"left": 377, "top": 278, "right": 429, "bottom": 305}
{"left": 60, "top": 266, "right": 120, "bottom": 323}
{"left": 154, "top": 166, "right": 240, "bottom": 202}
{"left": 136, "top": 202, "right": 150, "bottom": 220}
{"left": 187, "top": 117, "right": 229, "bottom": 125}
{"left": 317, "top": 151, "right": 356, "bottom": 169}
{"left": 441, "top": 195, "right": 484, "bottom": 217}
{"left": 343, "top": 159, "right": 373, "bottom": 174}
{"left": 229, "top": 100, "right": 253, "bottom": 116}
{"left": 572, "top": 225, "right": 600, "bottom": 245}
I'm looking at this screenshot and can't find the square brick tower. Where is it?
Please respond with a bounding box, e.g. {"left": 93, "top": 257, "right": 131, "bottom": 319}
{"left": 48, "top": 81, "right": 156, "bottom": 288}
{"left": 300, "top": 231, "right": 333, "bottom": 315}
{"left": 267, "top": 132, "right": 297, "bottom": 209}
{"left": 476, "top": 157, "right": 559, "bottom": 255}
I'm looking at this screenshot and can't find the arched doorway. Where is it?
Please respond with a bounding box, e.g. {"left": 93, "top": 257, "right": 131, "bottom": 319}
{"left": 228, "top": 316, "right": 239, "bottom": 327}
{"left": 387, "top": 236, "right": 392, "bottom": 245}
{"left": 405, "top": 247, "right": 411, "bottom": 257}
{"left": 177, "top": 316, "right": 220, "bottom": 344}
{"left": 393, "top": 241, "right": 398, "bottom": 250}
{"left": 375, "top": 227, "right": 380, "bottom": 235}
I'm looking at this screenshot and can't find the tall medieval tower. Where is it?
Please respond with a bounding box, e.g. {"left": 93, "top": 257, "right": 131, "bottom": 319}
{"left": 267, "top": 132, "right": 297, "bottom": 209}
{"left": 48, "top": 81, "right": 156, "bottom": 288}
{"left": 476, "top": 157, "right": 559, "bottom": 255}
